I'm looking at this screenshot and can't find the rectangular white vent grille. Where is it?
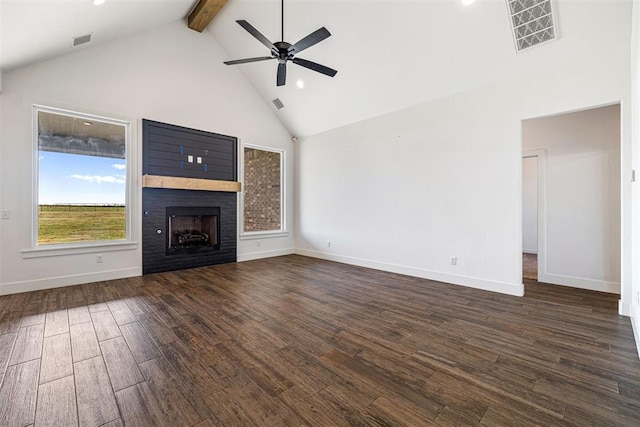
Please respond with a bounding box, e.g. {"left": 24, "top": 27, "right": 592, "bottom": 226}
{"left": 272, "top": 98, "right": 284, "bottom": 110}
{"left": 507, "top": 0, "right": 557, "bottom": 52}
{"left": 72, "top": 34, "right": 92, "bottom": 47}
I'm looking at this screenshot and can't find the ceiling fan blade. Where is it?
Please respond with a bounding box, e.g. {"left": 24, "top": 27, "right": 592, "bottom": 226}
{"left": 224, "top": 56, "right": 275, "bottom": 65}
{"left": 288, "top": 27, "right": 331, "bottom": 55}
{"left": 236, "top": 20, "right": 277, "bottom": 53}
{"left": 277, "top": 62, "right": 287, "bottom": 86}
{"left": 292, "top": 57, "right": 337, "bottom": 77}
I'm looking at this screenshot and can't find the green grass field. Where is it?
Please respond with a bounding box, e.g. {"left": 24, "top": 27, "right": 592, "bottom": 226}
{"left": 38, "top": 205, "right": 126, "bottom": 245}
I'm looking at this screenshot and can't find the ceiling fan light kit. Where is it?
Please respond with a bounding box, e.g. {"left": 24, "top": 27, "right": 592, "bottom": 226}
{"left": 223, "top": 0, "right": 337, "bottom": 87}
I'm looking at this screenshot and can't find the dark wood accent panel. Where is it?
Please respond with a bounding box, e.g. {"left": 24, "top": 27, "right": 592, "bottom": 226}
{"left": 142, "top": 119, "right": 237, "bottom": 181}
{"left": 0, "top": 256, "right": 638, "bottom": 425}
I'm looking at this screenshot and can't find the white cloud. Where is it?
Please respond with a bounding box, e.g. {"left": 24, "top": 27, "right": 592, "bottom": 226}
{"left": 112, "top": 163, "right": 126, "bottom": 170}
{"left": 68, "top": 174, "right": 125, "bottom": 184}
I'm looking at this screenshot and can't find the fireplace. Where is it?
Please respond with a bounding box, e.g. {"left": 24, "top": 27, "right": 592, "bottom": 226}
{"left": 142, "top": 188, "right": 237, "bottom": 274}
{"left": 166, "top": 206, "right": 220, "bottom": 254}
{"left": 141, "top": 119, "right": 239, "bottom": 275}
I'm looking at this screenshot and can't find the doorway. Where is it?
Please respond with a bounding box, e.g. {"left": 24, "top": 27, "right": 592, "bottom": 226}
{"left": 521, "top": 104, "right": 621, "bottom": 296}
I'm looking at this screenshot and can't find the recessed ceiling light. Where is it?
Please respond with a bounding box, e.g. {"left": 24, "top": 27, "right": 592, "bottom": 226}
{"left": 296, "top": 80, "right": 305, "bottom": 89}
{"left": 83, "top": 121, "right": 93, "bottom": 126}
{"left": 461, "top": 0, "right": 476, "bottom": 6}
{"left": 92, "top": 0, "right": 106, "bottom": 5}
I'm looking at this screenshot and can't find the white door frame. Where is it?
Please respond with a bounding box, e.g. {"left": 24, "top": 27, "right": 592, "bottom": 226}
{"left": 523, "top": 149, "right": 547, "bottom": 284}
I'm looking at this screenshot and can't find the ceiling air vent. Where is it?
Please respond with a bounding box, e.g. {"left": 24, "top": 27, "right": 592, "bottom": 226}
{"left": 507, "top": 0, "right": 558, "bottom": 52}
{"left": 272, "top": 98, "right": 285, "bottom": 110}
{"left": 72, "top": 33, "right": 92, "bottom": 47}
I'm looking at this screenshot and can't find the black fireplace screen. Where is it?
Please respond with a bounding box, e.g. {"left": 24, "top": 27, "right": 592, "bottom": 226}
{"left": 166, "top": 206, "right": 220, "bottom": 254}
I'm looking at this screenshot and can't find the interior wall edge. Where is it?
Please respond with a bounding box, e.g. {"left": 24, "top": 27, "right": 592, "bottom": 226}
{"left": 294, "top": 249, "right": 524, "bottom": 297}
{"left": 0, "top": 266, "right": 140, "bottom": 296}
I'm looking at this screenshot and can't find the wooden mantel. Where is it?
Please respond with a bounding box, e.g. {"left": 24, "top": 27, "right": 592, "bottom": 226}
{"left": 143, "top": 174, "right": 241, "bottom": 192}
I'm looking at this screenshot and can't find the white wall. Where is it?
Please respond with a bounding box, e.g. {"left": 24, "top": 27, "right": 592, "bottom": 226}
{"left": 0, "top": 21, "right": 294, "bottom": 295}
{"left": 523, "top": 106, "right": 621, "bottom": 293}
{"left": 630, "top": 0, "right": 640, "bottom": 355}
{"left": 522, "top": 156, "right": 538, "bottom": 254}
{"left": 296, "top": 84, "right": 524, "bottom": 295}
{"left": 295, "top": 0, "right": 632, "bottom": 300}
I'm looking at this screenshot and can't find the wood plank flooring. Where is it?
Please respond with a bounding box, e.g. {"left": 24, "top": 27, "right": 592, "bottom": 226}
{"left": 0, "top": 255, "right": 638, "bottom": 426}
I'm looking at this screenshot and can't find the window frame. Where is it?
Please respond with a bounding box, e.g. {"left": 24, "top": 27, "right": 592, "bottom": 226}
{"left": 239, "top": 143, "right": 287, "bottom": 239}
{"left": 24, "top": 104, "right": 135, "bottom": 257}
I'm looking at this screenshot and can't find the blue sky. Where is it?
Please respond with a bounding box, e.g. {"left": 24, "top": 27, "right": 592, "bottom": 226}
{"left": 39, "top": 152, "right": 126, "bottom": 205}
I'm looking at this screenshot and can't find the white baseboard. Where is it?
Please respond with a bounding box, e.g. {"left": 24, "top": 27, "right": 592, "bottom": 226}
{"left": 538, "top": 272, "right": 620, "bottom": 294}
{"left": 631, "top": 303, "right": 640, "bottom": 359}
{"left": 0, "top": 267, "right": 141, "bottom": 296}
{"left": 523, "top": 249, "right": 538, "bottom": 255}
{"left": 295, "top": 249, "right": 524, "bottom": 297}
{"left": 237, "top": 248, "right": 294, "bottom": 262}
{"left": 619, "top": 299, "right": 631, "bottom": 316}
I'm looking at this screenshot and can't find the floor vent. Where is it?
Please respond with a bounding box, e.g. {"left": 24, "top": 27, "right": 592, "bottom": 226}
{"left": 72, "top": 33, "right": 92, "bottom": 47}
{"left": 272, "top": 98, "right": 285, "bottom": 110}
{"left": 507, "top": 0, "right": 558, "bottom": 52}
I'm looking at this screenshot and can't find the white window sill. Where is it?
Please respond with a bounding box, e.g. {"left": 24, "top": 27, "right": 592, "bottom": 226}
{"left": 22, "top": 241, "right": 138, "bottom": 259}
{"left": 239, "top": 231, "right": 289, "bottom": 240}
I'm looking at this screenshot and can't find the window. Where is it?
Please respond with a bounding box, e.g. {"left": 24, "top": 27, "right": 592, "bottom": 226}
{"left": 242, "top": 146, "right": 284, "bottom": 234}
{"left": 34, "top": 106, "right": 130, "bottom": 246}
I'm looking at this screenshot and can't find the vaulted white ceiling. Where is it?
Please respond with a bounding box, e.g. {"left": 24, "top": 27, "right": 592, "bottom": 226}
{"left": 0, "top": 0, "right": 196, "bottom": 71}
{"left": 0, "top": 0, "right": 631, "bottom": 137}
{"left": 211, "top": 0, "right": 522, "bottom": 137}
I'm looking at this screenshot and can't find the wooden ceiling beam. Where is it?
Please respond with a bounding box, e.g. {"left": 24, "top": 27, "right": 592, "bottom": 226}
{"left": 188, "top": 0, "right": 228, "bottom": 33}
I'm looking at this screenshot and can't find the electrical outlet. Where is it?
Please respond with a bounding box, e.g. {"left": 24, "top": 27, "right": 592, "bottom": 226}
{"left": 257, "top": 241, "right": 261, "bottom": 247}
{"left": 0, "top": 210, "right": 9, "bottom": 219}
{"left": 96, "top": 255, "right": 103, "bottom": 263}
{"left": 449, "top": 256, "right": 457, "bottom": 266}
{"left": 327, "top": 241, "right": 331, "bottom": 248}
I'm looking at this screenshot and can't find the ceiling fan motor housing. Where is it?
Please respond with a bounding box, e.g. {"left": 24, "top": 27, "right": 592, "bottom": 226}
{"left": 273, "top": 41, "right": 293, "bottom": 62}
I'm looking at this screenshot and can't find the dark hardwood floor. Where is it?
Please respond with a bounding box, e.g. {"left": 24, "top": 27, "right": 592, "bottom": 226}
{"left": 0, "top": 255, "right": 638, "bottom": 426}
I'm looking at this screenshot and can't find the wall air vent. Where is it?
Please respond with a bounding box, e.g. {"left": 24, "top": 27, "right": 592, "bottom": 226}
{"left": 272, "top": 98, "right": 285, "bottom": 110}
{"left": 72, "top": 33, "right": 92, "bottom": 47}
{"left": 507, "top": 0, "right": 558, "bottom": 52}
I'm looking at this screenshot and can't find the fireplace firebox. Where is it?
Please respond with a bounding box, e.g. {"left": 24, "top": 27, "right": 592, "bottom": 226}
{"left": 166, "top": 206, "right": 220, "bottom": 255}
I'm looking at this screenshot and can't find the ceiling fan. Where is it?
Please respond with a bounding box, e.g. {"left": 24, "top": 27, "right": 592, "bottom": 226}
{"left": 223, "top": 0, "right": 337, "bottom": 87}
